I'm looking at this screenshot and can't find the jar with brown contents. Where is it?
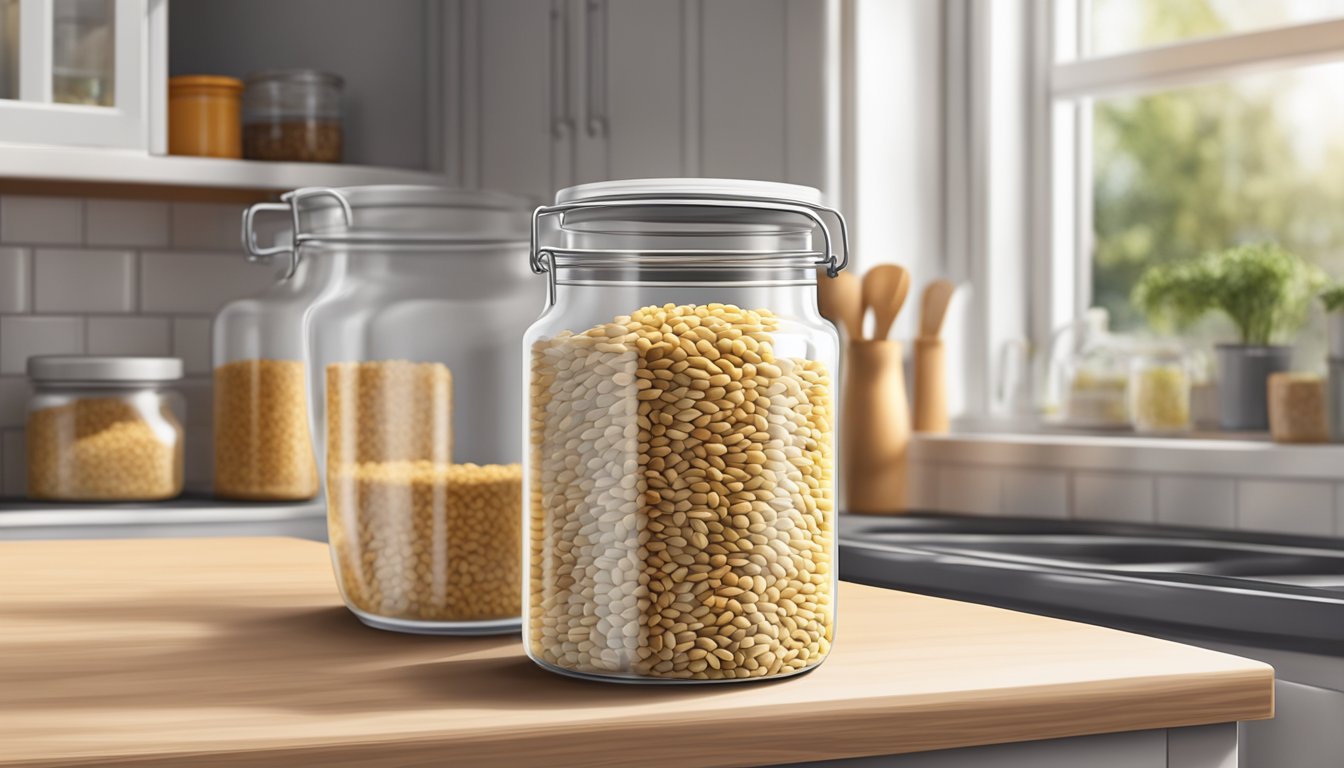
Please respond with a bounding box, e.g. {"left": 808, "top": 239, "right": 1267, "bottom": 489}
{"left": 524, "top": 178, "right": 849, "bottom": 683}
{"left": 242, "top": 70, "right": 343, "bottom": 163}
{"left": 25, "top": 356, "right": 185, "bottom": 502}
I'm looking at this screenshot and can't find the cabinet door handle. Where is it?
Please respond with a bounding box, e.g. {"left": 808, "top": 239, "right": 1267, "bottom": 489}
{"left": 550, "top": 0, "right": 572, "bottom": 140}
{"left": 584, "top": 0, "right": 607, "bottom": 138}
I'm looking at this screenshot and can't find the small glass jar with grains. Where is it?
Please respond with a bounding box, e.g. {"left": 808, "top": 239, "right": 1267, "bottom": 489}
{"left": 282, "top": 185, "right": 541, "bottom": 635}
{"left": 26, "top": 356, "right": 185, "bottom": 502}
{"left": 243, "top": 70, "right": 343, "bottom": 163}
{"left": 1130, "top": 347, "right": 1191, "bottom": 434}
{"left": 525, "top": 178, "right": 848, "bottom": 683}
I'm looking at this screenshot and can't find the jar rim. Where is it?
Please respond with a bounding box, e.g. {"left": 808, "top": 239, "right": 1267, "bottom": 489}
{"left": 28, "top": 356, "right": 183, "bottom": 383}
{"left": 556, "top": 177, "right": 823, "bottom": 205}
{"left": 245, "top": 69, "right": 344, "bottom": 88}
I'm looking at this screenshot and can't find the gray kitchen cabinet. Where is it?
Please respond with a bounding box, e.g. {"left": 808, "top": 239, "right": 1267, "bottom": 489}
{"left": 451, "top": 0, "right": 831, "bottom": 204}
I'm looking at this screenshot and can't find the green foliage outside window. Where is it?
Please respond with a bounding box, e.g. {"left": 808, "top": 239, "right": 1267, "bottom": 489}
{"left": 1092, "top": 0, "right": 1344, "bottom": 337}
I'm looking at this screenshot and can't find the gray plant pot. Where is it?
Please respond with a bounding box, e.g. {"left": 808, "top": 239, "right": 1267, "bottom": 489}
{"left": 1329, "top": 312, "right": 1344, "bottom": 359}
{"left": 1216, "top": 344, "right": 1293, "bottom": 431}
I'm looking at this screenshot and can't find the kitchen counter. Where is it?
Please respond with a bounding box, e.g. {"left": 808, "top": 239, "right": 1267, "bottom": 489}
{"left": 0, "top": 537, "right": 1273, "bottom": 768}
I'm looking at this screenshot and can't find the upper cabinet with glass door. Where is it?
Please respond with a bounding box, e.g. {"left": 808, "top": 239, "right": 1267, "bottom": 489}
{"left": 0, "top": 0, "right": 158, "bottom": 150}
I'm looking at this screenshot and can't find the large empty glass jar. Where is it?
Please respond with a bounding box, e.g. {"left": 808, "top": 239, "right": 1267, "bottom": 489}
{"left": 524, "top": 178, "right": 849, "bottom": 682}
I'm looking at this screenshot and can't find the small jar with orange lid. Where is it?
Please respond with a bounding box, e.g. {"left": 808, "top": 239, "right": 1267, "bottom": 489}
{"left": 168, "top": 75, "right": 243, "bottom": 159}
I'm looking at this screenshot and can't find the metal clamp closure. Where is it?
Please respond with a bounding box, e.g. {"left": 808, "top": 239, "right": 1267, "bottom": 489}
{"left": 529, "top": 193, "right": 850, "bottom": 304}
{"left": 241, "top": 187, "right": 354, "bottom": 279}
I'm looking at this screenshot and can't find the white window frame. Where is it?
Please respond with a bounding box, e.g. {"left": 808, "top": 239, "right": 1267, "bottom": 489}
{"left": 1039, "top": 2, "right": 1344, "bottom": 349}
{"left": 0, "top": 0, "right": 154, "bottom": 150}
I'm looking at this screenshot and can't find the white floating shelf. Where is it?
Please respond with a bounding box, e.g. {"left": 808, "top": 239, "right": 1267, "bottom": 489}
{"left": 0, "top": 143, "right": 448, "bottom": 193}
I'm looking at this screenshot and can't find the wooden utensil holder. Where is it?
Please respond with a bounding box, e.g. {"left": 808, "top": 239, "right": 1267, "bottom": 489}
{"left": 913, "top": 336, "right": 949, "bottom": 433}
{"left": 843, "top": 340, "right": 910, "bottom": 514}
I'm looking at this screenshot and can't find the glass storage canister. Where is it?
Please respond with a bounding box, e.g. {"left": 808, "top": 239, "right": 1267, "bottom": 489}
{"left": 1129, "top": 347, "right": 1192, "bottom": 434}
{"left": 243, "top": 70, "right": 343, "bottom": 163}
{"left": 217, "top": 193, "right": 341, "bottom": 501}
{"left": 276, "top": 185, "right": 541, "bottom": 635}
{"left": 26, "top": 356, "right": 185, "bottom": 501}
{"left": 524, "top": 178, "right": 848, "bottom": 683}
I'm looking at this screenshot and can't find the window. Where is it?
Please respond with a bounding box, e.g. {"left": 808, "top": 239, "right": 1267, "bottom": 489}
{"left": 1048, "top": 0, "right": 1344, "bottom": 362}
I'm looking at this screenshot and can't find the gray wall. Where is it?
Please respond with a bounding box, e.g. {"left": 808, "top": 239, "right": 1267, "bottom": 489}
{"left": 169, "top": 0, "right": 434, "bottom": 170}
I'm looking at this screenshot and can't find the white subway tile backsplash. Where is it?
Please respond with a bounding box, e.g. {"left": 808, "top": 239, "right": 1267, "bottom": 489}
{"left": 0, "top": 196, "right": 83, "bottom": 244}
{"left": 0, "top": 316, "right": 83, "bottom": 374}
{"left": 2, "top": 429, "right": 25, "bottom": 497}
{"left": 937, "top": 465, "right": 1000, "bottom": 515}
{"left": 0, "top": 376, "right": 29, "bottom": 428}
{"left": 85, "top": 199, "right": 170, "bottom": 247}
{"left": 184, "top": 427, "right": 212, "bottom": 493}
{"left": 86, "top": 316, "right": 171, "bottom": 356}
{"left": 171, "top": 202, "right": 245, "bottom": 250}
{"left": 1073, "top": 471, "right": 1155, "bottom": 523}
{"left": 1238, "top": 479, "right": 1335, "bottom": 537}
{"left": 0, "top": 247, "right": 30, "bottom": 312}
{"left": 172, "top": 317, "right": 213, "bottom": 374}
{"left": 1156, "top": 476, "right": 1236, "bottom": 529}
{"left": 1000, "top": 468, "right": 1069, "bottom": 519}
{"left": 140, "top": 251, "right": 273, "bottom": 314}
{"left": 177, "top": 376, "right": 212, "bottom": 429}
{"left": 34, "top": 249, "right": 136, "bottom": 313}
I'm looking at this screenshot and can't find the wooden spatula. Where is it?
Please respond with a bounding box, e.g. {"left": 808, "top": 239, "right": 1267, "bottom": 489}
{"left": 817, "top": 270, "right": 864, "bottom": 342}
{"left": 919, "top": 279, "right": 957, "bottom": 339}
{"left": 862, "top": 264, "right": 911, "bottom": 341}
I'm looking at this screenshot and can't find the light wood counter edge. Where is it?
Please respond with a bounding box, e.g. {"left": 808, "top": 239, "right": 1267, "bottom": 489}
{"left": 11, "top": 666, "right": 1273, "bottom": 768}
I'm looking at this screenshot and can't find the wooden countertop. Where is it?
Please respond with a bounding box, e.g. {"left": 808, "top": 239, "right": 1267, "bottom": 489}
{"left": 0, "top": 537, "right": 1273, "bottom": 768}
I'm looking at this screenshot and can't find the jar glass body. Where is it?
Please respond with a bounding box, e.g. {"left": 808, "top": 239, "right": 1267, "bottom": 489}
{"left": 27, "top": 384, "right": 184, "bottom": 501}
{"left": 524, "top": 185, "right": 843, "bottom": 683}
{"left": 242, "top": 70, "right": 343, "bottom": 163}
{"left": 212, "top": 254, "right": 337, "bottom": 501}
{"left": 1130, "top": 349, "right": 1191, "bottom": 434}
{"left": 308, "top": 238, "right": 541, "bottom": 634}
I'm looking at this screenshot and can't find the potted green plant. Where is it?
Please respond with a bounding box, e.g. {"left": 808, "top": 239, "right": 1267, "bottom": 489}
{"left": 1132, "top": 243, "right": 1321, "bottom": 431}
{"left": 1321, "top": 284, "right": 1344, "bottom": 359}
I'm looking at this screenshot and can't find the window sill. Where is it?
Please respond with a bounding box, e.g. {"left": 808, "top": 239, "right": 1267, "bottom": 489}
{"left": 915, "top": 425, "right": 1344, "bottom": 481}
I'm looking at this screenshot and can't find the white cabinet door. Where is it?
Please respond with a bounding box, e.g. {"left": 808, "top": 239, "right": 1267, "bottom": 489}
{"left": 697, "top": 0, "right": 830, "bottom": 190}
{"left": 574, "top": 0, "right": 688, "bottom": 184}
{"left": 0, "top": 0, "right": 159, "bottom": 149}
{"left": 699, "top": 0, "right": 788, "bottom": 182}
{"left": 474, "top": 0, "right": 570, "bottom": 205}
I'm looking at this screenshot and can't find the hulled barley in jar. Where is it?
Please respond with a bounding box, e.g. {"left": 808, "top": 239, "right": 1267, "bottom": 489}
{"left": 290, "top": 185, "right": 540, "bottom": 635}
{"left": 25, "top": 356, "right": 185, "bottom": 502}
{"left": 524, "top": 179, "right": 849, "bottom": 683}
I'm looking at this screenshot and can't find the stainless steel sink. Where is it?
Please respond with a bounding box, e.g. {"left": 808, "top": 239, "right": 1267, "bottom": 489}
{"left": 839, "top": 514, "right": 1344, "bottom": 652}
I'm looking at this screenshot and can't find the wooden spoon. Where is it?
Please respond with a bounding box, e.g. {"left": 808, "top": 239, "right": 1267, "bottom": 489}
{"left": 817, "top": 269, "right": 864, "bottom": 342}
{"left": 863, "top": 264, "right": 911, "bottom": 341}
{"left": 919, "top": 279, "right": 957, "bottom": 338}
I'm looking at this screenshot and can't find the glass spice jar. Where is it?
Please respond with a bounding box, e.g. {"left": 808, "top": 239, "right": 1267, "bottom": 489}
{"left": 524, "top": 178, "right": 848, "bottom": 683}
{"left": 243, "top": 70, "right": 343, "bottom": 163}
